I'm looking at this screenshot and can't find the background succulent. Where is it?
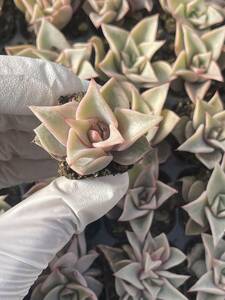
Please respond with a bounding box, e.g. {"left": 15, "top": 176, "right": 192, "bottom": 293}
{"left": 101, "top": 78, "right": 180, "bottom": 147}
{"left": 160, "top": 0, "right": 224, "bottom": 30}
{"left": 187, "top": 243, "right": 207, "bottom": 279}
{"left": 30, "top": 79, "right": 161, "bottom": 175}
{"left": 177, "top": 92, "right": 225, "bottom": 169}
{"left": 100, "top": 15, "right": 173, "bottom": 88}
{"left": 100, "top": 230, "right": 188, "bottom": 300}
{"left": 31, "top": 233, "right": 102, "bottom": 299}
{"left": 14, "top": 0, "right": 77, "bottom": 30}
{"left": 181, "top": 176, "right": 206, "bottom": 204}
{"left": 183, "top": 164, "right": 225, "bottom": 245}
{"left": 119, "top": 149, "right": 177, "bottom": 241}
{"left": 6, "top": 20, "right": 105, "bottom": 80}
{"left": 83, "top": 0, "right": 130, "bottom": 28}
{"left": 173, "top": 24, "right": 225, "bottom": 102}
{"left": 190, "top": 234, "right": 225, "bottom": 300}
{"left": 83, "top": 0, "right": 153, "bottom": 28}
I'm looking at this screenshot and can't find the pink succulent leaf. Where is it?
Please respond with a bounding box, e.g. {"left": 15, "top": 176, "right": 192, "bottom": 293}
{"left": 30, "top": 101, "right": 77, "bottom": 146}
{"left": 115, "top": 108, "right": 162, "bottom": 150}
{"left": 100, "top": 78, "right": 130, "bottom": 111}
{"left": 92, "top": 124, "right": 124, "bottom": 149}
{"left": 157, "top": 278, "right": 188, "bottom": 300}
{"left": 129, "top": 213, "right": 154, "bottom": 243}
{"left": 119, "top": 193, "right": 150, "bottom": 221}
{"left": 74, "top": 253, "right": 99, "bottom": 275}
{"left": 66, "top": 129, "right": 112, "bottom": 175}
{"left": 112, "top": 136, "right": 150, "bottom": 165}
{"left": 34, "top": 124, "right": 66, "bottom": 160}
{"left": 65, "top": 119, "right": 92, "bottom": 147}
{"left": 183, "top": 191, "right": 208, "bottom": 228}
{"left": 142, "top": 83, "right": 169, "bottom": 115}
{"left": 76, "top": 80, "right": 118, "bottom": 126}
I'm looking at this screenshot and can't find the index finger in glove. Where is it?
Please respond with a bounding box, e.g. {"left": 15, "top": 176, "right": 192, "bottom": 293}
{"left": 0, "top": 56, "right": 84, "bottom": 115}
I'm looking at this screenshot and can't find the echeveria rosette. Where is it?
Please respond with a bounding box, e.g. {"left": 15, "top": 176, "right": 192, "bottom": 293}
{"left": 183, "top": 164, "right": 225, "bottom": 246}
{"left": 100, "top": 231, "right": 188, "bottom": 300}
{"left": 119, "top": 150, "right": 177, "bottom": 242}
{"left": 178, "top": 92, "right": 225, "bottom": 169}
{"left": 101, "top": 78, "right": 180, "bottom": 148}
{"left": 100, "top": 15, "right": 173, "bottom": 88}
{"left": 31, "top": 233, "right": 103, "bottom": 300}
{"left": 83, "top": 0, "right": 129, "bottom": 28}
{"left": 83, "top": 0, "right": 153, "bottom": 28}
{"left": 172, "top": 24, "right": 225, "bottom": 102}
{"left": 14, "top": 0, "right": 76, "bottom": 30}
{"left": 30, "top": 79, "right": 161, "bottom": 176}
{"left": 0, "top": 195, "right": 11, "bottom": 215}
{"left": 160, "top": 0, "right": 224, "bottom": 30}
{"left": 190, "top": 234, "right": 225, "bottom": 300}
{"left": 6, "top": 20, "right": 105, "bottom": 80}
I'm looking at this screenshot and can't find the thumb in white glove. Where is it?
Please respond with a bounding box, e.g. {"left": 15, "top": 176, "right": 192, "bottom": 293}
{"left": 0, "top": 173, "right": 129, "bottom": 300}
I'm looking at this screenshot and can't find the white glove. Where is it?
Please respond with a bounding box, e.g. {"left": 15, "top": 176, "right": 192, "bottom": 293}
{"left": 0, "top": 56, "right": 129, "bottom": 300}
{"left": 0, "top": 55, "right": 85, "bottom": 188}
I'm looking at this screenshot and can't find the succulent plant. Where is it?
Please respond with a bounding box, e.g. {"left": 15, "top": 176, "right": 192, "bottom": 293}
{"left": 6, "top": 20, "right": 104, "bottom": 80}
{"left": 173, "top": 24, "right": 225, "bottom": 102}
{"left": 181, "top": 176, "right": 206, "bottom": 204}
{"left": 83, "top": 0, "right": 153, "bottom": 28}
{"left": 83, "top": 0, "right": 130, "bottom": 28}
{"left": 30, "top": 79, "right": 162, "bottom": 176}
{"left": 14, "top": 0, "right": 77, "bottom": 30}
{"left": 187, "top": 243, "right": 207, "bottom": 278}
{"left": 101, "top": 78, "right": 180, "bottom": 146}
{"left": 183, "top": 164, "right": 225, "bottom": 245}
{"left": 119, "top": 149, "right": 177, "bottom": 241}
{"left": 190, "top": 234, "right": 225, "bottom": 299}
{"left": 100, "top": 230, "right": 188, "bottom": 299}
{"left": 31, "top": 233, "right": 103, "bottom": 300}
{"left": 160, "top": 0, "right": 224, "bottom": 30}
{"left": 0, "top": 195, "right": 11, "bottom": 215}
{"left": 100, "top": 15, "right": 173, "bottom": 88}
{"left": 177, "top": 92, "right": 225, "bottom": 169}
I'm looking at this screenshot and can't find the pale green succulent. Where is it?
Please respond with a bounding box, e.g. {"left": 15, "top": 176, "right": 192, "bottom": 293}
{"left": 14, "top": 0, "right": 77, "bottom": 30}
{"left": 100, "top": 230, "right": 188, "bottom": 300}
{"left": 100, "top": 15, "right": 173, "bottom": 88}
{"left": 183, "top": 164, "right": 225, "bottom": 245}
{"left": 101, "top": 78, "right": 180, "bottom": 147}
{"left": 173, "top": 24, "right": 225, "bottom": 102}
{"left": 31, "top": 233, "right": 103, "bottom": 300}
{"left": 187, "top": 243, "right": 207, "bottom": 279}
{"left": 30, "top": 79, "right": 162, "bottom": 176}
{"left": 177, "top": 92, "right": 225, "bottom": 169}
{"left": 83, "top": 0, "right": 153, "bottom": 28}
{"left": 190, "top": 234, "right": 225, "bottom": 300}
{"left": 160, "top": 0, "right": 224, "bottom": 30}
{"left": 119, "top": 149, "right": 176, "bottom": 241}
{"left": 181, "top": 176, "right": 206, "bottom": 204}
{"left": 0, "top": 195, "right": 11, "bottom": 215}
{"left": 6, "top": 20, "right": 104, "bottom": 80}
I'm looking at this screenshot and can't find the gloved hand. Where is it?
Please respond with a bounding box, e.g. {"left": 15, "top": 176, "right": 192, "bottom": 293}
{"left": 0, "top": 56, "right": 129, "bottom": 300}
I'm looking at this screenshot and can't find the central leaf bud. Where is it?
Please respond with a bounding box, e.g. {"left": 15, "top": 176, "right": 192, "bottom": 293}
{"left": 88, "top": 121, "right": 110, "bottom": 143}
